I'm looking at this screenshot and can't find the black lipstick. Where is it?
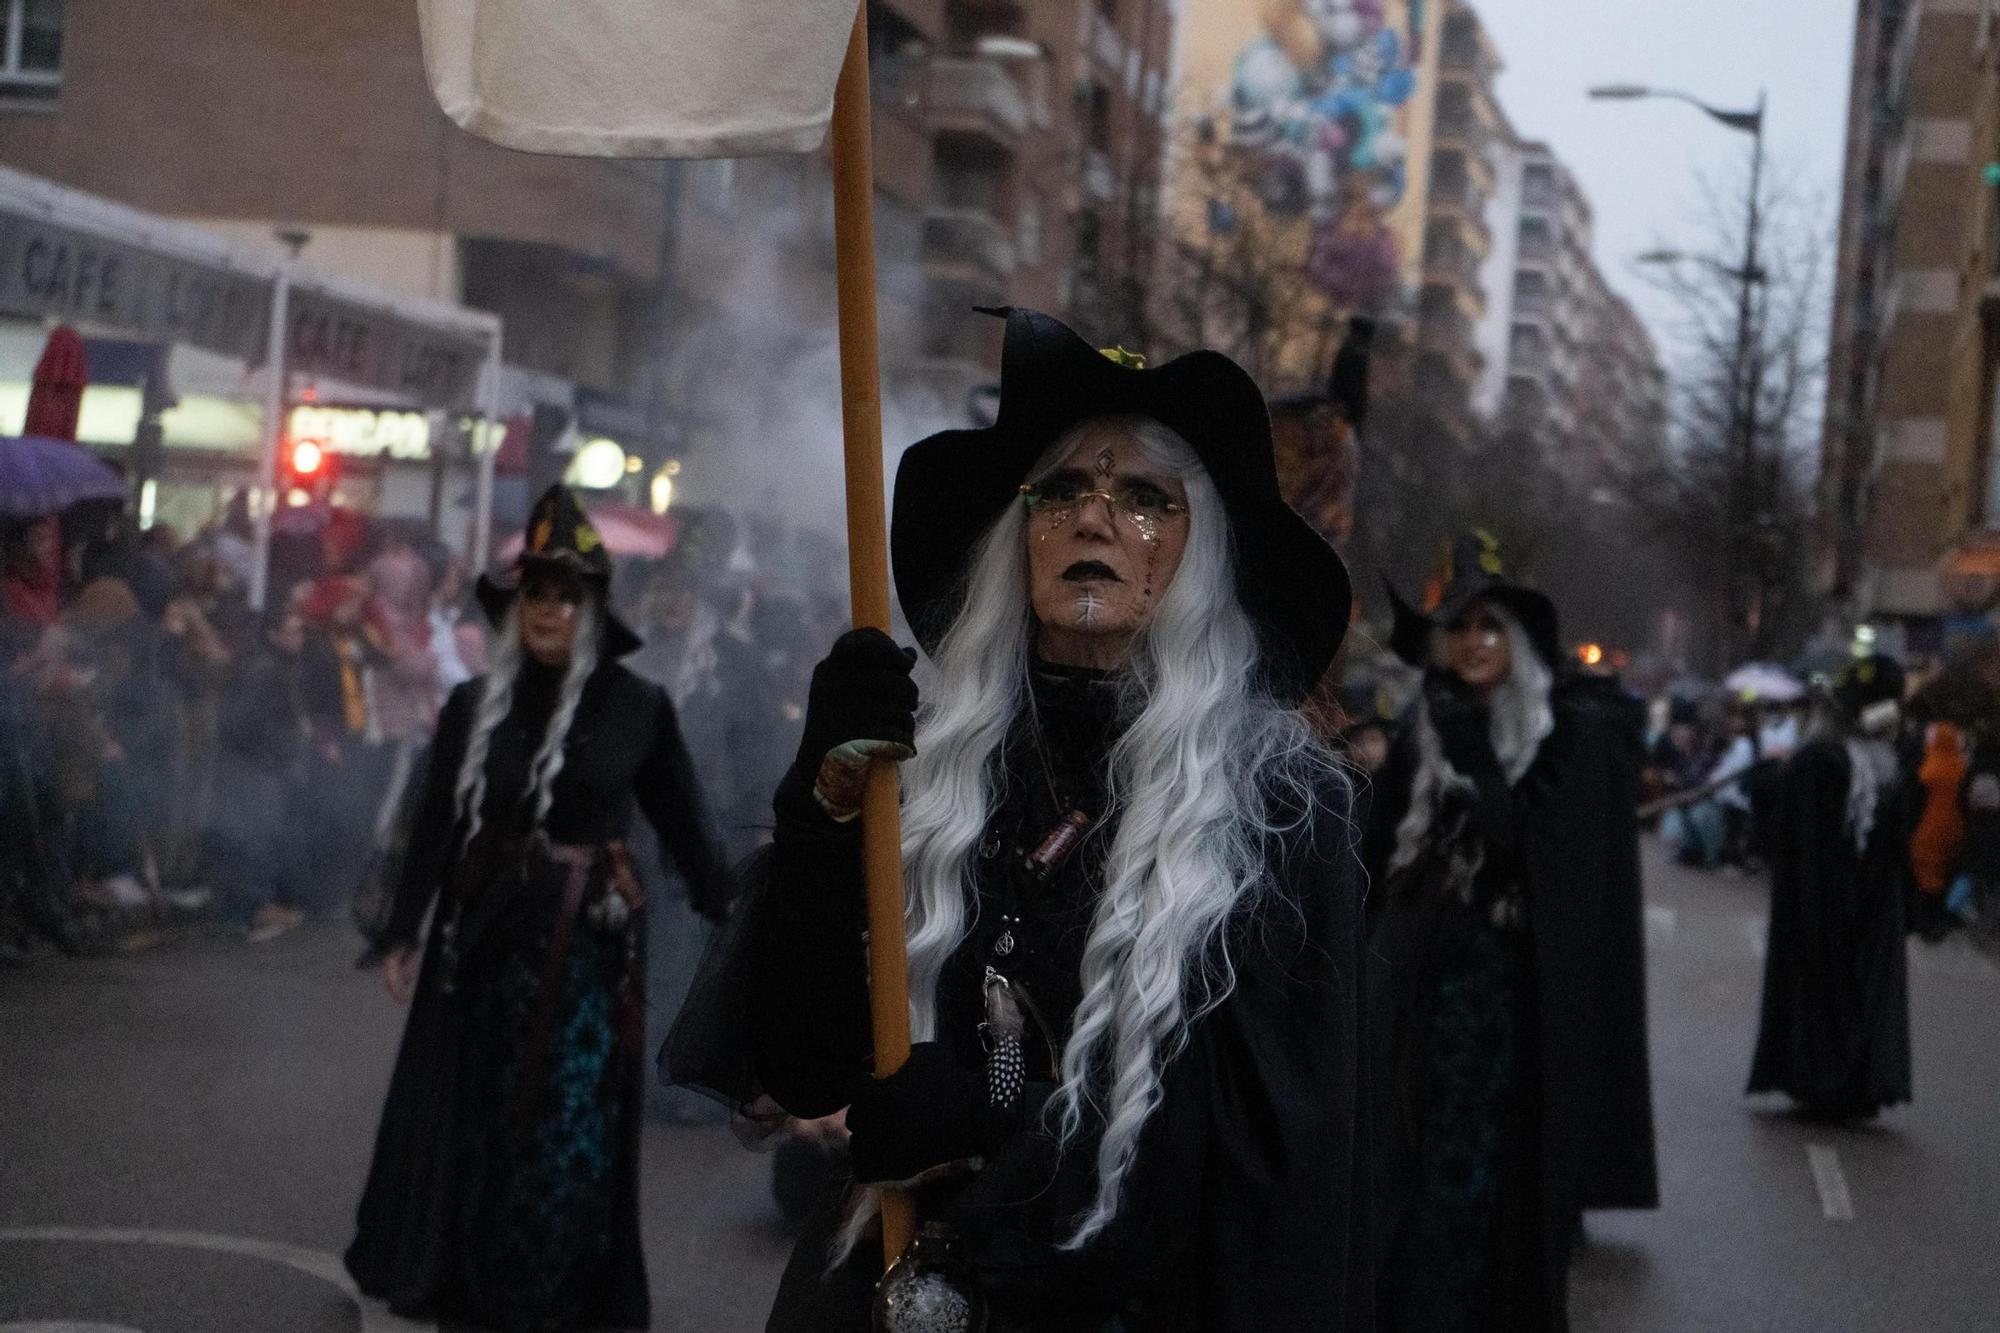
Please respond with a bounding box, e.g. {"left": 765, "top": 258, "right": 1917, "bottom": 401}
{"left": 1061, "top": 560, "right": 1120, "bottom": 582}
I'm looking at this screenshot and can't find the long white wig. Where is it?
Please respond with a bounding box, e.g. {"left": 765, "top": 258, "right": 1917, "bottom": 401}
{"left": 452, "top": 596, "right": 601, "bottom": 842}
{"left": 1388, "top": 604, "right": 1553, "bottom": 874}
{"left": 897, "top": 415, "right": 1345, "bottom": 1247}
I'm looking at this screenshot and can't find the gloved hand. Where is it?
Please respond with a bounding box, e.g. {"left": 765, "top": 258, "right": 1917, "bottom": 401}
{"left": 846, "top": 1042, "right": 1003, "bottom": 1185}
{"left": 790, "top": 628, "right": 920, "bottom": 822}
{"left": 1425, "top": 669, "right": 1493, "bottom": 778}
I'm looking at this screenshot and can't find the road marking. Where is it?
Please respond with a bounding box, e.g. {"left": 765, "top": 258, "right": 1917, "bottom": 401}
{"left": 1644, "top": 905, "right": 1677, "bottom": 942}
{"left": 1806, "top": 1144, "right": 1855, "bottom": 1221}
{"left": 0, "top": 1228, "right": 433, "bottom": 1332}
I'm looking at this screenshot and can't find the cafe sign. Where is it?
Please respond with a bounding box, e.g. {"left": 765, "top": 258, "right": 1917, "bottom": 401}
{"left": 0, "top": 206, "right": 270, "bottom": 360}
{"left": 286, "top": 288, "right": 487, "bottom": 410}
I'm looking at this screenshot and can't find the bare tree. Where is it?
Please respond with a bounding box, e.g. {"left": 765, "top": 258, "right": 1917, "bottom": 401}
{"left": 1605, "top": 167, "right": 1829, "bottom": 669}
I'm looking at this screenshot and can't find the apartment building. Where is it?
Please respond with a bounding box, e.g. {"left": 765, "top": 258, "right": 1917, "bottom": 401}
{"left": 1823, "top": 0, "right": 1995, "bottom": 628}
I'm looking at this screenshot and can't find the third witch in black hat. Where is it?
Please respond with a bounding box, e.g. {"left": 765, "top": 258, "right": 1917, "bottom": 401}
{"left": 346, "top": 485, "right": 731, "bottom": 1333}
{"left": 667, "top": 308, "right": 1371, "bottom": 1330}
{"left": 1364, "top": 533, "right": 1657, "bottom": 1333}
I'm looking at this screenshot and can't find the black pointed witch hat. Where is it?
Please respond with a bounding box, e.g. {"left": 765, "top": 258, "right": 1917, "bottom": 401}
{"left": 1386, "top": 531, "right": 1560, "bottom": 669}
{"left": 476, "top": 484, "right": 641, "bottom": 657}
{"left": 890, "top": 307, "right": 1351, "bottom": 706}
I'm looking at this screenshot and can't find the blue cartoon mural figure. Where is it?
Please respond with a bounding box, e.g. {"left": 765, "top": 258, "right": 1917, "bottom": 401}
{"left": 1223, "top": 0, "right": 1421, "bottom": 309}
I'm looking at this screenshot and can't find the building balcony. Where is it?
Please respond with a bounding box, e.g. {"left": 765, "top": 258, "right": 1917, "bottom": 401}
{"left": 923, "top": 206, "right": 1018, "bottom": 286}
{"left": 1423, "top": 239, "right": 1482, "bottom": 291}
{"left": 1419, "top": 313, "right": 1484, "bottom": 384}
{"left": 1427, "top": 196, "right": 1491, "bottom": 261}
{"left": 930, "top": 54, "right": 1034, "bottom": 150}
{"left": 1509, "top": 338, "right": 1552, "bottom": 376}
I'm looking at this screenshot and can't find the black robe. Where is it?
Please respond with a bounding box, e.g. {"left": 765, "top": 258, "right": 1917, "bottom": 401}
{"left": 346, "top": 657, "right": 727, "bottom": 1332}
{"left": 1747, "top": 736, "right": 1913, "bottom": 1117}
{"left": 1365, "top": 674, "right": 1656, "bottom": 1332}
{"left": 669, "top": 665, "right": 1373, "bottom": 1331}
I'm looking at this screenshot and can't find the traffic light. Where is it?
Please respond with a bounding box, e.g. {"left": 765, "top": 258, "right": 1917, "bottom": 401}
{"left": 280, "top": 436, "right": 336, "bottom": 503}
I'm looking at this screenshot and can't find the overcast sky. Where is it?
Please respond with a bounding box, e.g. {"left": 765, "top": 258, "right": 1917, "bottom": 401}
{"left": 1472, "top": 0, "right": 1858, "bottom": 373}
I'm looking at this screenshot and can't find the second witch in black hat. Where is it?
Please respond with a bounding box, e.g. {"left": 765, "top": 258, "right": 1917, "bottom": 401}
{"left": 670, "top": 308, "right": 1371, "bottom": 1330}
{"left": 1365, "top": 533, "right": 1657, "bottom": 1333}
{"left": 346, "top": 485, "right": 731, "bottom": 1332}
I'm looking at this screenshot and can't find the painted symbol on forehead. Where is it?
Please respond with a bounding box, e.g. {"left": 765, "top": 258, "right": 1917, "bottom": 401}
{"left": 1093, "top": 446, "right": 1116, "bottom": 479}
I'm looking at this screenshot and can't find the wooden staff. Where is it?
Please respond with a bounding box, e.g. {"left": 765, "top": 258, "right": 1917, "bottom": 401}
{"left": 828, "top": 2, "right": 917, "bottom": 1267}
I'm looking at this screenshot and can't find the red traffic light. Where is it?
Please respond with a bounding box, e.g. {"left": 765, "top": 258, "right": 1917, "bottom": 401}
{"left": 290, "top": 439, "right": 326, "bottom": 476}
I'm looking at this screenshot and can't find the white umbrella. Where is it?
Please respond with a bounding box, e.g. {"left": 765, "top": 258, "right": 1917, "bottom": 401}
{"left": 1724, "top": 662, "right": 1805, "bottom": 702}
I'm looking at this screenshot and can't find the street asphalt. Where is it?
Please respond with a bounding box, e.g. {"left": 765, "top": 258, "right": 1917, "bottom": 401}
{"left": 2, "top": 839, "right": 1995, "bottom": 1331}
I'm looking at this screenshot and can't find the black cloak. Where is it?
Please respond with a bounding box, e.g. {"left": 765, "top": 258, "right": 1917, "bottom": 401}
{"left": 1747, "top": 737, "right": 1913, "bottom": 1116}
{"left": 1365, "top": 674, "right": 1657, "bottom": 1324}
{"left": 666, "top": 667, "right": 1374, "bottom": 1332}
{"left": 346, "top": 658, "right": 728, "bottom": 1330}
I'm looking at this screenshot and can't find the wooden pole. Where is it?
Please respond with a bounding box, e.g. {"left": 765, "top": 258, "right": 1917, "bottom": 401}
{"left": 828, "top": 1, "right": 916, "bottom": 1268}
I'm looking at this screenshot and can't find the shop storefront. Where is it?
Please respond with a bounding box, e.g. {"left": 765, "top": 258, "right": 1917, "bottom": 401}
{"left": 0, "top": 164, "right": 506, "bottom": 584}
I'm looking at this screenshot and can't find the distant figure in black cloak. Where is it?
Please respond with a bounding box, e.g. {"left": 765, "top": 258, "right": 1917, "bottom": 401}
{"left": 345, "top": 486, "right": 729, "bottom": 1332}
{"left": 1748, "top": 654, "right": 1913, "bottom": 1121}
{"left": 1368, "top": 533, "right": 1656, "bottom": 1333}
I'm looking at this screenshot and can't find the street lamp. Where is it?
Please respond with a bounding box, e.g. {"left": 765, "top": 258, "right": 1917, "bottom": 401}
{"left": 1591, "top": 81, "right": 1768, "bottom": 665}
{"left": 1634, "top": 248, "right": 1769, "bottom": 285}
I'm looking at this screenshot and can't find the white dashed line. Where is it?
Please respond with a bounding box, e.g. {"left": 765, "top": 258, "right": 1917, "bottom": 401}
{"left": 1806, "top": 1144, "right": 1855, "bottom": 1221}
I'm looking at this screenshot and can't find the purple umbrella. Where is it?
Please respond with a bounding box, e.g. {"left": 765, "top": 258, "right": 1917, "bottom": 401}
{"left": 0, "top": 434, "right": 126, "bottom": 518}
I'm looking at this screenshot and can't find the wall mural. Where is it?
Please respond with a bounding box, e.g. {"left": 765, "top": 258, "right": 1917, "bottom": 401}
{"left": 1222, "top": 0, "right": 1424, "bottom": 311}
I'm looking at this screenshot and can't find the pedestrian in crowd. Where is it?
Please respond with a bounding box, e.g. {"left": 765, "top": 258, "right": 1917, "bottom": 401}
{"left": 1758, "top": 697, "right": 1803, "bottom": 764}
{"left": 0, "top": 646, "right": 73, "bottom": 955}
{"left": 1952, "top": 731, "right": 2000, "bottom": 956}
{"left": 1708, "top": 701, "right": 1763, "bottom": 870}
{"left": 425, "top": 549, "right": 480, "bottom": 697}
{"left": 1748, "top": 654, "right": 1914, "bottom": 1122}
{"left": 296, "top": 574, "right": 388, "bottom": 908}
{"left": 671, "top": 310, "right": 1372, "bottom": 1330}
{"left": 201, "top": 606, "right": 310, "bottom": 943}
{"left": 58, "top": 576, "right": 172, "bottom": 910}
{"left": 1909, "top": 720, "right": 1968, "bottom": 942}
{"left": 1369, "top": 533, "right": 1656, "bottom": 1333}
{"left": 346, "top": 486, "right": 730, "bottom": 1333}
{"left": 158, "top": 545, "right": 244, "bottom": 889}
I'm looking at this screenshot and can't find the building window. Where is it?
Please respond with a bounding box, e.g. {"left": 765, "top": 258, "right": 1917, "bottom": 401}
{"left": 1, "top": 0, "right": 64, "bottom": 102}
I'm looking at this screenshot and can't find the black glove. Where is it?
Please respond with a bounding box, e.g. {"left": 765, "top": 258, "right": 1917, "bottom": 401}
{"left": 785, "top": 628, "right": 919, "bottom": 821}
{"left": 846, "top": 1042, "right": 1005, "bottom": 1185}
{"left": 1425, "top": 669, "right": 1493, "bottom": 778}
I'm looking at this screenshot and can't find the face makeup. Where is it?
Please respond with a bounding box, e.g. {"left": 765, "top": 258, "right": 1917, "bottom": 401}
{"left": 1022, "top": 424, "right": 1191, "bottom": 668}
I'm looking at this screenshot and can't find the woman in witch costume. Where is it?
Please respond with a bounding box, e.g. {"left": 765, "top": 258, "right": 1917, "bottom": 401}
{"left": 346, "top": 486, "right": 729, "bottom": 1332}
{"left": 668, "top": 309, "right": 1372, "bottom": 1330}
{"left": 1365, "top": 535, "right": 1655, "bottom": 1333}
{"left": 1747, "top": 653, "right": 1913, "bottom": 1121}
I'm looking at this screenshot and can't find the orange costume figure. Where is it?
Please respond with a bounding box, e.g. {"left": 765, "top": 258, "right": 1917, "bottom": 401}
{"left": 1911, "top": 723, "right": 1968, "bottom": 933}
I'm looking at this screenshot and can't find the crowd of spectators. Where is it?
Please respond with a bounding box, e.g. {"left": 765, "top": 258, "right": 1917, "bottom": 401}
{"left": 0, "top": 493, "right": 839, "bottom": 968}
{"left": 1642, "top": 640, "right": 2000, "bottom": 952}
